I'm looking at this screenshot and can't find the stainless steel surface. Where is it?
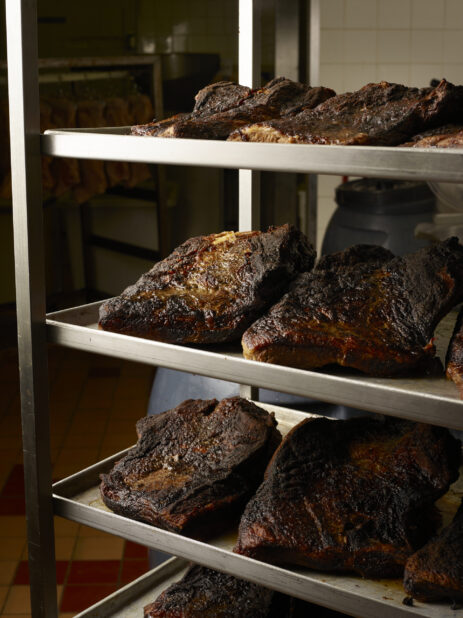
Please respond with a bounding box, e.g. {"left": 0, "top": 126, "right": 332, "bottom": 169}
{"left": 275, "top": 0, "right": 300, "bottom": 80}
{"left": 46, "top": 302, "right": 463, "bottom": 429}
{"left": 76, "top": 557, "right": 188, "bottom": 617}
{"left": 239, "top": 0, "right": 261, "bottom": 395}
{"left": 239, "top": 384, "right": 259, "bottom": 399}
{"left": 239, "top": 170, "right": 260, "bottom": 230}
{"left": 41, "top": 130, "right": 463, "bottom": 182}
{"left": 53, "top": 404, "right": 463, "bottom": 618}
{"left": 6, "top": 1, "right": 57, "bottom": 616}
{"left": 239, "top": 0, "right": 261, "bottom": 89}
{"left": 308, "top": 0, "right": 320, "bottom": 86}
{"left": 307, "top": 173, "right": 318, "bottom": 246}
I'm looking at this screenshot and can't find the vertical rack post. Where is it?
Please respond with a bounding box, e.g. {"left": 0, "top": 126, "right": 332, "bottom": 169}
{"left": 5, "top": 1, "right": 57, "bottom": 616}
{"left": 306, "top": 0, "right": 320, "bottom": 248}
{"left": 239, "top": 0, "right": 261, "bottom": 400}
{"left": 238, "top": 0, "right": 261, "bottom": 233}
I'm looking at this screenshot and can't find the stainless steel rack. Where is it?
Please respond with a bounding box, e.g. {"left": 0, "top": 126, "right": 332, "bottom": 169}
{"left": 6, "top": 0, "right": 463, "bottom": 617}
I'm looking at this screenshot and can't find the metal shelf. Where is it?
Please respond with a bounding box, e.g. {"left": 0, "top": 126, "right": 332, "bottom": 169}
{"left": 46, "top": 301, "right": 463, "bottom": 430}
{"left": 41, "top": 128, "right": 463, "bottom": 182}
{"left": 54, "top": 403, "right": 463, "bottom": 618}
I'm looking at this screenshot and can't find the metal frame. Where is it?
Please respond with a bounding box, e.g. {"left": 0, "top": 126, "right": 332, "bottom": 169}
{"left": 46, "top": 303, "right": 463, "bottom": 430}
{"left": 7, "top": 0, "right": 463, "bottom": 616}
{"left": 41, "top": 129, "right": 463, "bottom": 182}
{"left": 6, "top": 1, "right": 57, "bottom": 616}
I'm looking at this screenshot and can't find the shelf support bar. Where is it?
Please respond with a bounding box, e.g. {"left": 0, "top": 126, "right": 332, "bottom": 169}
{"left": 238, "top": 0, "right": 261, "bottom": 233}
{"left": 239, "top": 0, "right": 261, "bottom": 401}
{"left": 305, "top": 0, "right": 320, "bottom": 248}
{"left": 5, "top": 1, "right": 57, "bottom": 616}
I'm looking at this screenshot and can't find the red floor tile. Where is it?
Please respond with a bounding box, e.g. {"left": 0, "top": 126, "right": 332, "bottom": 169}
{"left": 0, "top": 495, "right": 25, "bottom": 515}
{"left": 13, "top": 559, "right": 68, "bottom": 585}
{"left": 124, "top": 541, "right": 148, "bottom": 560}
{"left": 60, "top": 584, "right": 118, "bottom": 612}
{"left": 68, "top": 560, "right": 120, "bottom": 584}
{"left": 120, "top": 558, "right": 149, "bottom": 583}
{"left": 1, "top": 464, "right": 25, "bottom": 496}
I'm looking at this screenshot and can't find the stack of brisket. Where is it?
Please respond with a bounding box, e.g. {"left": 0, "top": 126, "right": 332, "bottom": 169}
{"left": 101, "top": 399, "right": 462, "bottom": 610}
{"left": 99, "top": 227, "right": 463, "bottom": 395}
{"left": 132, "top": 77, "right": 463, "bottom": 148}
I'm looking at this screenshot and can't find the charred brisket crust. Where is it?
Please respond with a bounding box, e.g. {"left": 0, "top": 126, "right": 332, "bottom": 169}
{"left": 229, "top": 79, "right": 463, "bottom": 145}
{"left": 131, "top": 78, "right": 335, "bottom": 140}
{"left": 131, "top": 81, "right": 252, "bottom": 136}
{"left": 98, "top": 224, "right": 315, "bottom": 344}
{"left": 315, "top": 244, "right": 395, "bottom": 272}
{"left": 242, "top": 238, "right": 463, "bottom": 376}
{"left": 143, "top": 564, "right": 294, "bottom": 617}
{"left": 234, "top": 417, "right": 461, "bottom": 578}
{"left": 156, "top": 80, "right": 335, "bottom": 140}
{"left": 404, "top": 500, "right": 463, "bottom": 602}
{"left": 400, "top": 124, "right": 463, "bottom": 148}
{"left": 446, "top": 306, "right": 463, "bottom": 397}
{"left": 100, "top": 397, "right": 281, "bottom": 539}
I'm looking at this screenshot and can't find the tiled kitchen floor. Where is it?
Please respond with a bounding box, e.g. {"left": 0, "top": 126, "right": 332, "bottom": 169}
{"left": 0, "top": 344, "right": 157, "bottom": 616}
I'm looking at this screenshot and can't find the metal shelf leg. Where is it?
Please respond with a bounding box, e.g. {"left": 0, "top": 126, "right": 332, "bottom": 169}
{"left": 5, "top": 1, "right": 57, "bottom": 616}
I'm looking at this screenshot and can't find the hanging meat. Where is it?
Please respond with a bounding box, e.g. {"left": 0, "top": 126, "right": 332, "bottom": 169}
{"left": 104, "top": 97, "right": 130, "bottom": 187}
{"left": 126, "top": 93, "right": 154, "bottom": 187}
{"left": 72, "top": 99, "right": 108, "bottom": 204}
{"left": 47, "top": 97, "right": 81, "bottom": 197}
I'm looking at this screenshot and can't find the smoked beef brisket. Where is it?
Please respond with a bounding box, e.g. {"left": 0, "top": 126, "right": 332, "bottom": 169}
{"left": 143, "top": 564, "right": 294, "bottom": 617}
{"left": 446, "top": 306, "right": 463, "bottom": 398}
{"left": 242, "top": 238, "right": 463, "bottom": 376}
{"left": 100, "top": 397, "right": 281, "bottom": 538}
{"left": 144, "top": 564, "right": 345, "bottom": 617}
{"left": 234, "top": 416, "right": 461, "bottom": 578}
{"left": 132, "top": 77, "right": 335, "bottom": 140}
{"left": 98, "top": 224, "right": 315, "bottom": 344}
{"left": 404, "top": 499, "right": 463, "bottom": 602}
{"left": 400, "top": 124, "right": 463, "bottom": 148}
{"left": 229, "top": 79, "right": 463, "bottom": 145}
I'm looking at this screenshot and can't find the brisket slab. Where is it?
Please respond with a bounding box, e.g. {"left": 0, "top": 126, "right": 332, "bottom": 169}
{"left": 400, "top": 124, "right": 463, "bottom": 148}
{"left": 404, "top": 499, "right": 463, "bottom": 602}
{"left": 446, "top": 307, "right": 463, "bottom": 398}
{"left": 131, "top": 80, "right": 252, "bottom": 136}
{"left": 234, "top": 416, "right": 461, "bottom": 578}
{"left": 98, "top": 224, "right": 315, "bottom": 344}
{"left": 132, "top": 77, "right": 335, "bottom": 140}
{"left": 229, "top": 79, "right": 463, "bottom": 145}
{"left": 242, "top": 238, "right": 463, "bottom": 376}
{"left": 100, "top": 397, "right": 281, "bottom": 538}
{"left": 143, "top": 564, "right": 294, "bottom": 618}
{"left": 144, "top": 564, "right": 346, "bottom": 617}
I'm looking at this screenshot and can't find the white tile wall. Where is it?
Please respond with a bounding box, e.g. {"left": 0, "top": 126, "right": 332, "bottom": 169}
{"left": 411, "top": 0, "right": 445, "bottom": 29}
{"left": 378, "top": 0, "right": 411, "bottom": 29}
{"left": 345, "top": 0, "right": 377, "bottom": 28}
{"left": 317, "top": 0, "right": 463, "bottom": 250}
